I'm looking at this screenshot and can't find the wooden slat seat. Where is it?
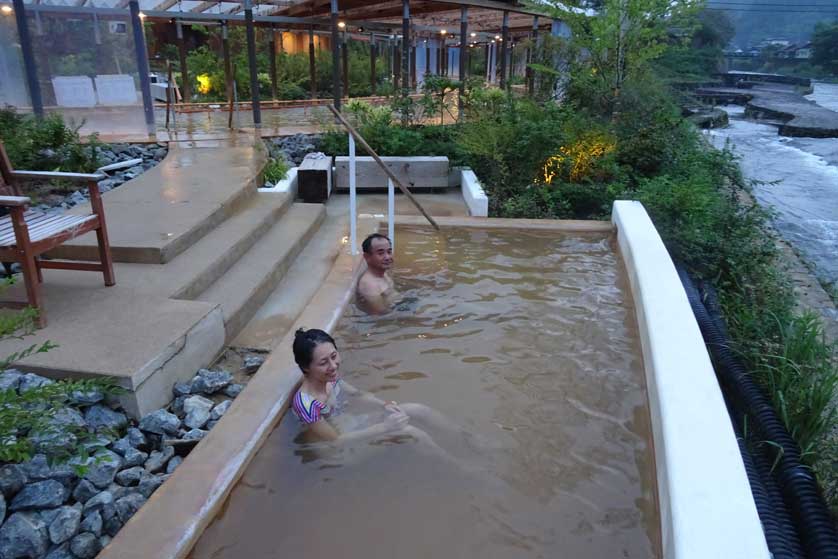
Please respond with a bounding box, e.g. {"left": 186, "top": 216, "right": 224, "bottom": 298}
{"left": 0, "top": 212, "right": 97, "bottom": 247}
{"left": 0, "top": 141, "right": 115, "bottom": 327}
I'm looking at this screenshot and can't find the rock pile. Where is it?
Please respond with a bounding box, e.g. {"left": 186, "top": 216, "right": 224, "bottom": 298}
{"left": 32, "top": 143, "right": 168, "bottom": 215}
{"left": 0, "top": 356, "right": 265, "bottom": 559}
{"left": 266, "top": 134, "right": 322, "bottom": 166}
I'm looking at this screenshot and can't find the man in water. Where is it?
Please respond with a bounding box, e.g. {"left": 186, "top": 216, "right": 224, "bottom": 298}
{"left": 356, "top": 233, "right": 395, "bottom": 315}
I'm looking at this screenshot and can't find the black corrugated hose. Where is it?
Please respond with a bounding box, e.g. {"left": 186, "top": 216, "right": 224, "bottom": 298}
{"left": 677, "top": 266, "right": 838, "bottom": 558}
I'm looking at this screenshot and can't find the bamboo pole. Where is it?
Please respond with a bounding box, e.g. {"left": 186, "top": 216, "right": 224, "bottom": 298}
{"left": 327, "top": 105, "right": 439, "bottom": 231}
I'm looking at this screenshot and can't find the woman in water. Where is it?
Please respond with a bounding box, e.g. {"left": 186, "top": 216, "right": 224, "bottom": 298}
{"left": 290, "top": 328, "right": 462, "bottom": 451}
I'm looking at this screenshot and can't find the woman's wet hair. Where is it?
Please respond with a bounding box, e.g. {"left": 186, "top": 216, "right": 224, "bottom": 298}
{"left": 293, "top": 328, "right": 337, "bottom": 372}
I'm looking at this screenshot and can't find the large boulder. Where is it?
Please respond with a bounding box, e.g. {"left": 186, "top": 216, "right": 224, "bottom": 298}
{"left": 83, "top": 450, "right": 123, "bottom": 490}
{"left": 70, "top": 532, "right": 101, "bottom": 559}
{"left": 10, "top": 480, "right": 69, "bottom": 512}
{"left": 114, "top": 492, "right": 146, "bottom": 524}
{"left": 183, "top": 396, "right": 213, "bottom": 430}
{"left": 190, "top": 369, "right": 232, "bottom": 395}
{"left": 47, "top": 506, "right": 82, "bottom": 545}
{"left": 0, "top": 464, "right": 27, "bottom": 498}
{"left": 138, "top": 409, "right": 180, "bottom": 436}
{"left": 144, "top": 446, "right": 174, "bottom": 474}
{"left": 84, "top": 405, "right": 128, "bottom": 433}
{"left": 0, "top": 512, "right": 49, "bottom": 558}
{"left": 0, "top": 369, "right": 24, "bottom": 392}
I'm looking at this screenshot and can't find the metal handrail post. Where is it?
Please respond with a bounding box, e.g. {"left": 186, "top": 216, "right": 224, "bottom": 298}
{"left": 349, "top": 132, "right": 358, "bottom": 255}
{"left": 327, "top": 105, "right": 439, "bottom": 230}
{"left": 387, "top": 177, "right": 395, "bottom": 248}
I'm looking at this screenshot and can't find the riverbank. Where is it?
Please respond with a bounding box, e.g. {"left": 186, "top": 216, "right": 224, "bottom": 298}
{"left": 696, "top": 83, "right": 838, "bottom": 138}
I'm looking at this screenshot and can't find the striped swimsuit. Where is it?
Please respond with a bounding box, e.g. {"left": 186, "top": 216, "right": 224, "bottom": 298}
{"left": 292, "top": 380, "right": 342, "bottom": 424}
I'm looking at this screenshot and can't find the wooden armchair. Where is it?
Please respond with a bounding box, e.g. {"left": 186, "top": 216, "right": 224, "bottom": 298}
{"left": 0, "top": 141, "right": 115, "bottom": 327}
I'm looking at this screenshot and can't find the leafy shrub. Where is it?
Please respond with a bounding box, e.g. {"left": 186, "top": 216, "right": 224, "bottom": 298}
{"left": 0, "top": 107, "right": 101, "bottom": 173}
{"left": 0, "top": 377, "right": 123, "bottom": 465}
{"left": 264, "top": 157, "right": 289, "bottom": 184}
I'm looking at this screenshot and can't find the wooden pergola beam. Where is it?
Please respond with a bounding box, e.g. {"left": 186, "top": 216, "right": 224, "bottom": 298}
{"left": 192, "top": 0, "right": 292, "bottom": 13}
{"left": 154, "top": 0, "right": 180, "bottom": 11}
{"left": 277, "top": 0, "right": 548, "bottom": 19}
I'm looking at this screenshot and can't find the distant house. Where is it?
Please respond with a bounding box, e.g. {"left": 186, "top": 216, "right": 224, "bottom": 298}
{"left": 794, "top": 43, "right": 812, "bottom": 59}
{"left": 774, "top": 43, "right": 813, "bottom": 60}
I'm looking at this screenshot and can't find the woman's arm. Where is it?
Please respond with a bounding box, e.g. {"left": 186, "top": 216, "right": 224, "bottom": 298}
{"left": 340, "top": 380, "right": 394, "bottom": 408}
{"left": 303, "top": 409, "right": 409, "bottom": 444}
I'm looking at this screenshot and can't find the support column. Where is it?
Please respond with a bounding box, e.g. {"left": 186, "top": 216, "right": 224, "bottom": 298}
{"left": 342, "top": 31, "right": 349, "bottom": 99}
{"left": 527, "top": 16, "right": 538, "bottom": 96}
{"left": 489, "top": 42, "right": 496, "bottom": 83}
{"left": 370, "top": 34, "right": 377, "bottom": 95}
{"left": 176, "top": 20, "right": 191, "bottom": 102}
{"left": 410, "top": 39, "right": 416, "bottom": 89}
{"left": 500, "top": 11, "right": 509, "bottom": 90}
{"left": 458, "top": 6, "right": 467, "bottom": 118}
{"left": 12, "top": 0, "right": 43, "bottom": 117}
{"left": 129, "top": 0, "right": 154, "bottom": 134}
{"left": 222, "top": 22, "right": 233, "bottom": 103}
{"left": 269, "top": 27, "right": 278, "bottom": 100}
{"left": 244, "top": 0, "right": 261, "bottom": 127}
{"left": 308, "top": 27, "right": 317, "bottom": 99}
{"left": 401, "top": 0, "right": 410, "bottom": 96}
{"left": 394, "top": 42, "right": 401, "bottom": 90}
{"left": 424, "top": 40, "right": 430, "bottom": 76}
{"left": 330, "top": 0, "right": 341, "bottom": 109}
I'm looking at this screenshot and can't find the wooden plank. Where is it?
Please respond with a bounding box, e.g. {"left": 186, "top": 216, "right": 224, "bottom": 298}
{"left": 38, "top": 260, "right": 106, "bottom": 272}
{"left": 30, "top": 219, "right": 99, "bottom": 254}
{"left": 0, "top": 196, "right": 31, "bottom": 207}
{"left": 13, "top": 170, "right": 105, "bottom": 183}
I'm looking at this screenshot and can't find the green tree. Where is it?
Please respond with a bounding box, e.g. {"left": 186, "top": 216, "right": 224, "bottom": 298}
{"left": 812, "top": 21, "right": 838, "bottom": 76}
{"left": 542, "top": 0, "right": 701, "bottom": 113}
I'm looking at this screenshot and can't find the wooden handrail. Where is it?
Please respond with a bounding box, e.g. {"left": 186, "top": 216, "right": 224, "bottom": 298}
{"left": 327, "top": 105, "right": 440, "bottom": 231}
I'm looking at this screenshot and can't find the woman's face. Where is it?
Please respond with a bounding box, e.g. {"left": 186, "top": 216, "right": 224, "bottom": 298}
{"left": 304, "top": 342, "right": 341, "bottom": 384}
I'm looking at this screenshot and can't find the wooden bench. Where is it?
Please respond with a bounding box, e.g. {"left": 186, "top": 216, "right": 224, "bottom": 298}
{"left": 0, "top": 142, "right": 115, "bottom": 327}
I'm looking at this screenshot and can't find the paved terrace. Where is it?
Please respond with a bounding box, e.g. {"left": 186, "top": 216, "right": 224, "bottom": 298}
{"left": 695, "top": 83, "right": 838, "bottom": 138}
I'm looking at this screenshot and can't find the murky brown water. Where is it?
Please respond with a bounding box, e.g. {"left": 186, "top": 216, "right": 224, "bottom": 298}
{"left": 190, "top": 227, "right": 660, "bottom": 559}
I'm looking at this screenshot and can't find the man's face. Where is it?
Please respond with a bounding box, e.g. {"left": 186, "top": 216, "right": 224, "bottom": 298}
{"left": 364, "top": 237, "right": 393, "bottom": 272}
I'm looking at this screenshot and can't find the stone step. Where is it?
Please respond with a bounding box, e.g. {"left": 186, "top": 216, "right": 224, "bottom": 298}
{"left": 232, "top": 208, "right": 347, "bottom": 351}
{"left": 49, "top": 143, "right": 267, "bottom": 264}
{"left": 197, "top": 203, "right": 326, "bottom": 342}
{"left": 168, "top": 193, "right": 293, "bottom": 300}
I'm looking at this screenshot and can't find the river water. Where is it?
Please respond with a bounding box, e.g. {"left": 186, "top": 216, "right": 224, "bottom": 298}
{"left": 707, "top": 82, "right": 838, "bottom": 293}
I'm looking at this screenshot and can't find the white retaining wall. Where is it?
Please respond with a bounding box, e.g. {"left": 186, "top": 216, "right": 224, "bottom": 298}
{"left": 460, "top": 169, "right": 488, "bottom": 217}
{"left": 258, "top": 167, "right": 298, "bottom": 198}
{"left": 612, "top": 200, "right": 769, "bottom": 559}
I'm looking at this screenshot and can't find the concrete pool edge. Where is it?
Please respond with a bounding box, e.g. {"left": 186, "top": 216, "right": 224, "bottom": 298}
{"left": 97, "top": 235, "right": 366, "bottom": 559}
{"left": 612, "top": 201, "right": 769, "bottom": 558}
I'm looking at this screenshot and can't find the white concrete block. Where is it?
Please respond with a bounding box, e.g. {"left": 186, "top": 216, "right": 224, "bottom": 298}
{"left": 94, "top": 74, "right": 138, "bottom": 106}
{"left": 460, "top": 169, "right": 489, "bottom": 217}
{"left": 612, "top": 200, "right": 769, "bottom": 559}
{"left": 258, "top": 167, "right": 298, "bottom": 198}
{"left": 52, "top": 76, "right": 96, "bottom": 108}
{"left": 334, "top": 156, "right": 449, "bottom": 190}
